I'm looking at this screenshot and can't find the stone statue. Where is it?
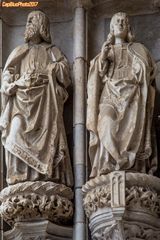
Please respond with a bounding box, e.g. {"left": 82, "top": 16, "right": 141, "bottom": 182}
{"left": 87, "top": 12, "right": 157, "bottom": 178}
{"left": 0, "top": 10, "right": 73, "bottom": 187}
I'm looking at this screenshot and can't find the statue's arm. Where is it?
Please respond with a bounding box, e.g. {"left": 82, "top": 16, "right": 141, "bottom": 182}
{"left": 98, "top": 56, "right": 109, "bottom": 79}
{"left": 148, "top": 53, "right": 156, "bottom": 86}
{"left": 141, "top": 44, "right": 156, "bottom": 85}
{"left": 97, "top": 41, "right": 111, "bottom": 79}
{"left": 51, "top": 47, "right": 71, "bottom": 88}
{"left": 1, "top": 68, "right": 18, "bottom": 96}
{"left": 1, "top": 45, "right": 26, "bottom": 96}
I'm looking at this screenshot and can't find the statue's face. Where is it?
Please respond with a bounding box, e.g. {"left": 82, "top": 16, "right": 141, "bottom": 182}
{"left": 24, "top": 12, "right": 40, "bottom": 42}
{"left": 26, "top": 12, "right": 39, "bottom": 29}
{"left": 112, "top": 15, "right": 128, "bottom": 40}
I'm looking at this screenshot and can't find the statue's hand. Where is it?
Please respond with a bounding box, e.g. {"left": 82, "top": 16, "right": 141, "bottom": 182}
{"left": 5, "top": 83, "right": 18, "bottom": 95}
{"left": 100, "top": 41, "right": 110, "bottom": 62}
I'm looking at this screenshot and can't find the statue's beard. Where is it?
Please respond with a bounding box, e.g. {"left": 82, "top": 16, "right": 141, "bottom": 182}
{"left": 24, "top": 25, "right": 40, "bottom": 42}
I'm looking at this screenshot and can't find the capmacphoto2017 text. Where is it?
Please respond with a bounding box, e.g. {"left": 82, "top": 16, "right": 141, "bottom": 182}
{"left": 0, "top": 1, "right": 39, "bottom": 7}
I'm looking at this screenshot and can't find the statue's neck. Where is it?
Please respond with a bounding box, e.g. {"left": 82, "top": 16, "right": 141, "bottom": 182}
{"left": 29, "top": 35, "right": 42, "bottom": 45}
{"left": 115, "top": 37, "right": 126, "bottom": 45}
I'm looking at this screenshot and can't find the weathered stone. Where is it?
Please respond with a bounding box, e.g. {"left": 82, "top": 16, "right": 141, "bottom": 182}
{"left": 0, "top": 181, "right": 73, "bottom": 226}
{"left": 82, "top": 172, "right": 160, "bottom": 240}
{"left": 0, "top": 10, "right": 73, "bottom": 187}
{"left": 4, "top": 220, "right": 73, "bottom": 240}
{"left": 87, "top": 12, "right": 157, "bottom": 178}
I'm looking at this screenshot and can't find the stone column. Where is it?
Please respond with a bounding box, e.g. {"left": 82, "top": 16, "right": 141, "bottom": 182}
{"left": 73, "top": 6, "right": 87, "bottom": 240}
{"left": 83, "top": 172, "right": 160, "bottom": 240}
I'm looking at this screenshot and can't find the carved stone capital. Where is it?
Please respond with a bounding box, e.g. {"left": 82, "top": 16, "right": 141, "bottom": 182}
{"left": 83, "top": 172, "right": 160, "bottom": 240}
{"left": 0, "top": 181, "right": 73, "bottom": 226}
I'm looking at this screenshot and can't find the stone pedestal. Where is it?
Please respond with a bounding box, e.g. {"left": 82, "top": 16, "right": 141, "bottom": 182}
{"left": 3, "top": 220, "right": 72, "bottom": 240}
{"left": 0, "top": 181, "right": 73, "bottom": 240}
{"left": 82, "top": 172, "right": 160, "bottom": 240}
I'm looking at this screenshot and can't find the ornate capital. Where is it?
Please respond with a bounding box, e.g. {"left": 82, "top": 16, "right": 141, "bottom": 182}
{"left": 0, "top": 181, "right": 73, "bottom": 226}
{"left": 83, "top": 172, "right": 160, "bottom": 240}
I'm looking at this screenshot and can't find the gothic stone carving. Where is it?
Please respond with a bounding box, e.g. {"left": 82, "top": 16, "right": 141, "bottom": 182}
{"left": 83, "top": 171, "right": 125, "bottom": 218}
{"left": 93, "top": 222, "right": 160, "bottom": 240}
{"left": 0, "top": 10, "right": 73, "bottom": 187}
{"left": 0, "top": 181, "right": 73, "bottom": 226}
{"left": 87, "top": 12, "right": 157, "bottom": 178}
{"left": 124, "top": 223, "right": 160, "bottom": 240}
{"left": 3, "top": 221, "right": 73, "bottom": 240}
{"left": 92, "top": 224, "right": 121, "bottom": 240}
{"left": 83, "top": 184, "right": 111, "bottom": 218}
{"left": 83, "top": 172, "right": 160, "bottom": 240}
{"left": 126, "top": 186, "right": 160, "bottom": 216}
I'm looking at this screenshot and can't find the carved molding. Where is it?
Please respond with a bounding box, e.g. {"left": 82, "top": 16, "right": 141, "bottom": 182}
{"left": 0, "top": 181, "right": 73, "bottom": 226}
{"left": 124, "top": 223, "right": 160, "bottom": 240}
{"left": 92, "top": 224, "right": 122, "bottom": 240}
{"left": 4, "top": 221, "right": 73, "bottom": 240}
{"left": 82, "top": 174, "right": 110, "bottom": 193}
{"left": 92, "top": 222, "right": 160, "bottom": 240}
{"left": 83, "top": 172, "right": 160, "bottom": 194}
{"left": 92, "top": 223, "right": 160, "bottom": 240}
{"left": 0, "top": 181, "right": 73, "bottom": 199}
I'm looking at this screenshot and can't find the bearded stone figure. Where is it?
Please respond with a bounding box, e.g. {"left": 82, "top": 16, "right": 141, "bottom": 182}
{"left": 87, "top": 12, "right": 157, "bottom": 178}
{"left": 0, "top": 10, "right": 73, "bottom": 187}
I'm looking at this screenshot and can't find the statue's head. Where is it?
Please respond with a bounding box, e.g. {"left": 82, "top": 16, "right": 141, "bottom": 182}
{"left": 24, "top": 10, "right": 51, "bottom": 43}
{"left": 107, "top": 12, "right": 134, "bottom": 44}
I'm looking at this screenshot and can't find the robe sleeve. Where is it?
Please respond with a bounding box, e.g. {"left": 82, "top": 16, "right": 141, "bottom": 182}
{"left": 87, "top": 54, "right": 106, "bottom": 133}
{"left": 51, "top": 46, "right": 71, "bottom": 88}
{"left": 1, "top": 44, "right": 29, "bottom": 110}
{"left": 98, "top": 57, "right": 109, "bottom": 79}
{"left": 141, "top": 44, "right": 157, "bottom": 174}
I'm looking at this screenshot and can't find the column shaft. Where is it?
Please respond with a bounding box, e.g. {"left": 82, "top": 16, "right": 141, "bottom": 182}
{"left": 73, "top": 7, "right": 87, "bottom": 240}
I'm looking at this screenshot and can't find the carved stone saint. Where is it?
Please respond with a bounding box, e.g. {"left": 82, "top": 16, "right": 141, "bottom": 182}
{"left": 87, "top": 12, "right": 157, "bottom": 178}
{"left": 0, "top": 10, "right": 73, "bottom": 187}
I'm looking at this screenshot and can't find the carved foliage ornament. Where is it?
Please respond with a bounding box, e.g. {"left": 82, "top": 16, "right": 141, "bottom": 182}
{"left": 83, "top": 184, "right": 111, "bottom": 218}
{"left": 83, "top": 185, "right": 160, "bottom": 218}
{"left": 92, "top": 223, "right": 160, "bottom": 240}
{"left": 126, "top": 186, "right": 160, "bottom": 216}
{"left": 92, "top": 224, "right": 121, "bottom": 240}
{"left": 124, "top": 223, "right": 160, "bottom": 240}
{"left": 0, "top": 181, "right": 73, "bottom": 226}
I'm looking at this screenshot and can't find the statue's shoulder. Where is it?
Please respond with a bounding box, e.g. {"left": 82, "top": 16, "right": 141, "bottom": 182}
{"left": 9, "top": 43, "right": 29, "bottom": 59}
{"left": 50, "top": 45, "right": 64, "bottom": 61}
{"left": 129, "top": 42, "right": 152, "bottom": 63}
{"left": 129, "top": 42, "right": 150, "bottom": 56}
{"left": 49, "top": 45, "right": 68, "bottom": 62}
{"left": 4, "top": 44, "right": 29, "bottom": 71}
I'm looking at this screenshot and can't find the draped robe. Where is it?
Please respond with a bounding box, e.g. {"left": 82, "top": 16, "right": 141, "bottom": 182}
{"left": 87, "top": 42, "right": 157, "bottom": 178}
{"left": 0, "top": 42, "right": 73, "bottom": 186}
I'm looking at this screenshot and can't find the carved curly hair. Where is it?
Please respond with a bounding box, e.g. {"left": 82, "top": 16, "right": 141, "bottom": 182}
{"left": 25, "top": 10, "right": 51, "bottom": 43}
